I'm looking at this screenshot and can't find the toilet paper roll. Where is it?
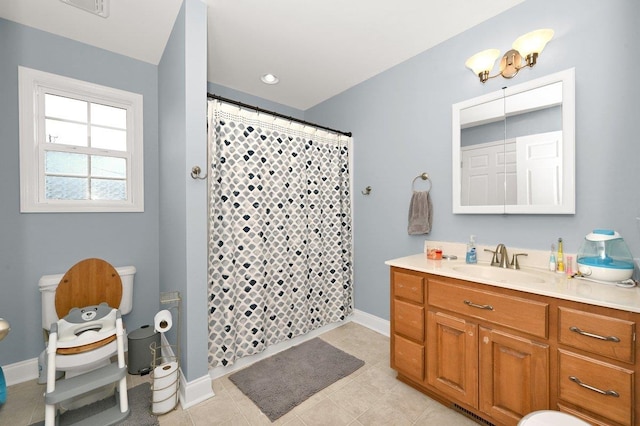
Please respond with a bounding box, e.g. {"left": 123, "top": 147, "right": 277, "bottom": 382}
{"left": 154, "top": 310, "right": 172, "bottom": 333}
{"left": 152, "top": 361, "right": 179, "bottom": 414}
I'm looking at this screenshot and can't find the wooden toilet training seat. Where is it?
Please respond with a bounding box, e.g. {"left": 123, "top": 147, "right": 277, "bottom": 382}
{"left": 54, "top": 259, "right": 122, "bottom": 355}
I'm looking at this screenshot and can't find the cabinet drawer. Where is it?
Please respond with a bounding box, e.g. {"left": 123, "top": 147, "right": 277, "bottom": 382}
{"left": 558, "top": 404, "right": 613, "bottom": 426}
{"left": 393, "top": 271, "right": 424, "bottom": 303}
{"left": 558, "top": 350, "right": 633, "bottom": 426}
{"left": 428, "top": 279, "right": 548, "bottom": 338}
{"left": 559, "top": 307, "right": 635, "bottom": 363}
{"left": 393, "top": 334, "right": 424, "bottom": 381}
{"left": 393, "top": 299, "right": 424, "bottom": 342}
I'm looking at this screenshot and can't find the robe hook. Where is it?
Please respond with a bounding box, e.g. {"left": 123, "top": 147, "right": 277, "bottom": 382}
{"left": 191, "top": 166, "right": 207, "bottom": 180}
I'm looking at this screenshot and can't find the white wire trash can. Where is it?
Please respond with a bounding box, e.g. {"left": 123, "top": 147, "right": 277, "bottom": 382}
{"left": 149, "top": 291, "right": 181, "bottom": 415}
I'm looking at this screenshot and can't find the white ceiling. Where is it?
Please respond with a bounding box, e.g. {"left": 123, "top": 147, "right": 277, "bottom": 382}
{"left": 0, "top": 0, "right": 524, "bottom": 110}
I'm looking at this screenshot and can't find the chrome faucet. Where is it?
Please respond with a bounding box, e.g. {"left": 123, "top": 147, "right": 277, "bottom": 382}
{"left": 496, "top": 244, "right": 509, "bottom": 268}
{"left": 484, "top": 243, "right": 528, "bottom": 269}
{"left": 484, "top": 244, "right": 508, "bottom": 268}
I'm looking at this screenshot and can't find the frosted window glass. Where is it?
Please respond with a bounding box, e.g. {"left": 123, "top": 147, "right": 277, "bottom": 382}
{"left": 91, "top": 156, "right": 126, "bottom": 178}
{"left": 46, "top": 119, "right": 88, "bottom": 147}
{"left": 91, "top": 103, "right": 126, "bottom": 129}
{"left": 91, "top": 179, "right": 126, "bottom": 200}
{"left": 45, "top": 152, "right": 88, "bottom": 175}
{"left": 45, "top": 176, "right": 88, "bottom": 200}
{"left": 91, "top": 127, "right": 126, "bottom": 151}
{"left": 45, "top": 94, "right": 87, "bottom": 122}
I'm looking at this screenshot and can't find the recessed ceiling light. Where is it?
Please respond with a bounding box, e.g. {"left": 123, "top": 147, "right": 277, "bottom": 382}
{"left": 261, "top": 74, "right": 279, "bottom": 85}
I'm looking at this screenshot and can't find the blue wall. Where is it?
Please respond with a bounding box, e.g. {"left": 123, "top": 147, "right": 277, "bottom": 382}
{"left": 306, "top": 0, "right": 640, "bottom": 320}
{"left": 0, "top": 18, "right": 161, "bottom": 365}
{"left": 158, "top": 0, "right": 209, "bottom": 382}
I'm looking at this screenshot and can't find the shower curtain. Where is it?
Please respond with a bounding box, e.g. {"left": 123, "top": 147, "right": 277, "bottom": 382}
{"left": 207, "top": 100, "right": 354, "bottom": 367}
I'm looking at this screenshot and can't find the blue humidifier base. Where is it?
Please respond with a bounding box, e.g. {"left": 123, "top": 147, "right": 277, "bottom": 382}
{"left": 0, "top": 366, "right": 6, "bottom": 405}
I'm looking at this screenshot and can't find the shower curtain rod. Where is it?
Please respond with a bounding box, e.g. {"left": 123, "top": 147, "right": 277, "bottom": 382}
{"left": 207, "top": 93, "right": 352, "bottom": 137}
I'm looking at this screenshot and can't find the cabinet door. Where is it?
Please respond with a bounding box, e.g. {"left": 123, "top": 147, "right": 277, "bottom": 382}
{"left": 479, "top": 327, "right": 549, "bottom": 425}
{"left": 427, "top": 311, "right": 478, "bottom": 408}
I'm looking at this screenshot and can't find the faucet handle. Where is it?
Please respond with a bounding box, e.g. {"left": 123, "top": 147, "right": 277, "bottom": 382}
{"left": 484, "top": 248, "right": 499, "bottom": 266}
{"left": 511, "top": 253, "right": 528, "bottom": 270}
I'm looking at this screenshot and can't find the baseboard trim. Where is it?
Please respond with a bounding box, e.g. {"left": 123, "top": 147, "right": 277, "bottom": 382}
{"left": 351, "top": 308, "right": 390, "bottom": 337}
{"left": 179, "top": 372, "right": 215, "bottom": 410}
{"left": 3, "top": 357, "right": 38, "bottom": 386}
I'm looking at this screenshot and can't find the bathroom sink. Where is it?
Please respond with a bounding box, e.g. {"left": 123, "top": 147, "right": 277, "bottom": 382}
{"left": 451, "top": 264, "right": 546, "bottom": 284}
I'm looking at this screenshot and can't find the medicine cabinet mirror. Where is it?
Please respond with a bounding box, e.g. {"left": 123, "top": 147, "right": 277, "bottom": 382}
{"left": 452, "top": 68, "right": 575, "bottom": 214}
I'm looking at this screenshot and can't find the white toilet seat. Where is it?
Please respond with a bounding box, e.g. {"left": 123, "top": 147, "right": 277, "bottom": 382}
{"left": 56, "top": 308, "right": 118, "bottom": 349}
{"left": 519, "top": 410, "right": 590, "bottom": 426}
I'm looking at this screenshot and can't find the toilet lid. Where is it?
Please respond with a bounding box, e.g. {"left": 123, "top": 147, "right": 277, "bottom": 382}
{"left": 519, "top": 411, "right": 590, "bottom": 426}
{"left": 55, "top": 258, "right": 122, "bottom": 319}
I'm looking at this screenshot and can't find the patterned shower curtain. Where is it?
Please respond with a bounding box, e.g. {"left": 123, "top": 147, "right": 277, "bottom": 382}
{"left": 207, "top": 100, "right": 354, "bottom": 367}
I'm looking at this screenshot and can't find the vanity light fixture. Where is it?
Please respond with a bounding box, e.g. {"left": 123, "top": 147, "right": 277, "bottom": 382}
{"left": 261, "top": 73, "right": 280, "bottom": 85}
{"left": 465, "top": 29, "right": 554, "bottom": 83}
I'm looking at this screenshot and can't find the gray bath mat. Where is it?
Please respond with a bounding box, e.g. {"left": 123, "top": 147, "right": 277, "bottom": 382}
{"left": 229, "top": 337, "right": 364, "bottom": 422}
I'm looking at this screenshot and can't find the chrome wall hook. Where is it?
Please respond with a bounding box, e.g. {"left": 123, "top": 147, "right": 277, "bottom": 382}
{"left": 361, "top": 186, "right": 372, "bottom": 196}
{"left": 191, "top": 166, "right": 207, "bottom": 180}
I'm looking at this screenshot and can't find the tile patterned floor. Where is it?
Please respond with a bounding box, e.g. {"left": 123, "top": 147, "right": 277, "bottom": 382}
{"left": 0, "top": 322, "right": 477, "bottom": 425}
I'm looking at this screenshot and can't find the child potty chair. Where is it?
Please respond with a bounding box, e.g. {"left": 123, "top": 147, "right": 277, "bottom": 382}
{"left": 518, "top": 410, "right": 590, "bottom": 425}
{"left": 43, "top": 258, "right": 130, "bottom": 426}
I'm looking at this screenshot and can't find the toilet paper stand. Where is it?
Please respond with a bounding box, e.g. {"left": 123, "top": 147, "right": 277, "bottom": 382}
{"left": 149, "top": 291, "right": 181, "bottom": 415}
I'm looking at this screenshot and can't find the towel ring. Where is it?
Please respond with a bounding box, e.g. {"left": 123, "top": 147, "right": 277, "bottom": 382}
{"left": 412, "top": 172, "right": 432, "bottom": 192}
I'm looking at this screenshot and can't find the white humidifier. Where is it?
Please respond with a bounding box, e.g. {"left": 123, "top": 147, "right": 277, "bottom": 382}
{"left": 577, "top": 229, "right": 634, "bottom": 282}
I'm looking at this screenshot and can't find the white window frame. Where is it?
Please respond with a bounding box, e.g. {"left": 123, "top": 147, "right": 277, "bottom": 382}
{"left": 18, "top": 66, "right": 144, "bottom": 213}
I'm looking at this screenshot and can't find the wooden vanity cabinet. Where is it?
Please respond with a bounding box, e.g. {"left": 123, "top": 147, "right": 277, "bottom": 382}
{"left": 389, "top": 266, "right": 640, "bottom": 426}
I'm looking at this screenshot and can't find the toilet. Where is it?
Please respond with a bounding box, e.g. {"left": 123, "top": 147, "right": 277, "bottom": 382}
{"left": 38, "top": 259, "right": 135, "bottom": 407}
{"left": 518, "top": 410, "right": 590, "bottom": 425}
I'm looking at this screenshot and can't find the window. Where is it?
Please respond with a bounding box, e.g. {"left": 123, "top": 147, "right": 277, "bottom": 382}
{"left": 19, "top": 66, "right": 144, "bottom": 212}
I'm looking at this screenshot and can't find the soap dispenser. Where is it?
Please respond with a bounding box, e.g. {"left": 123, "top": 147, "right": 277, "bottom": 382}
{"left": 556, "top": 238, "right": 565, "bottom": 273}
{"left": 549, "top": 243, "right": 556, "bottom": 272}
{"left": 466, "top": 235, "right": 477, "bottom": 264}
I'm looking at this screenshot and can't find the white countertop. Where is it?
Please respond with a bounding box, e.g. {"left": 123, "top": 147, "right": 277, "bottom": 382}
{"left": 385, "top": 253, "right": 640, "bottom": 313}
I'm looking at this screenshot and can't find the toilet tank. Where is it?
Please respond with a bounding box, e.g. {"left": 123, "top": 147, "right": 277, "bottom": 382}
{"left": 39, "top": 265, "right": 136, "bottom": 330}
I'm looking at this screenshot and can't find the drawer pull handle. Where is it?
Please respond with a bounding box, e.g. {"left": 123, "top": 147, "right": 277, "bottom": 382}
{"left": 569, "top": 376, "right": 620, "bottom": 397}
{"left": 569, "top": 326, "right": 621, "bottom": 342}
{"left": 463, "top": 300, "right": 494, "bottom": 311}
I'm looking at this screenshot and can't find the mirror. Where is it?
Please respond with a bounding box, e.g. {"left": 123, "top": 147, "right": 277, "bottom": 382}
{"left": 452, "top": 68, "right": 575, "bottom": 214}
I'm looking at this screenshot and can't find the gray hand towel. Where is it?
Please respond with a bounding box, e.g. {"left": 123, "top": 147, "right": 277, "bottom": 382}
{"left": 408, "top": 191, "right": 433, "bottom": 235}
